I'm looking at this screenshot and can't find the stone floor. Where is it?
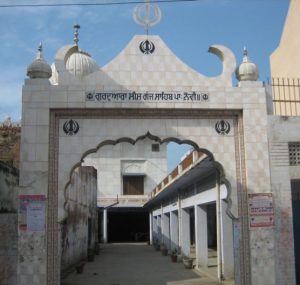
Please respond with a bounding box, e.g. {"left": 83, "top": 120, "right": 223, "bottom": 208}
{"left": 61, "top": 243, "right": 233, "bottom": 285}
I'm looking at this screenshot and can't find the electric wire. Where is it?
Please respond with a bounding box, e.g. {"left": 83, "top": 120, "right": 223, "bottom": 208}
{"left": 0, "top": 0, "right": 282, "bottom": 8}
{"left": 0, "top": 0, "right": 205, "bottom": 8}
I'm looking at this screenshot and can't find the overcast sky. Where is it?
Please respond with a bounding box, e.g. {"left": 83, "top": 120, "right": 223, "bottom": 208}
{"left": 0, "top": 0, "right": 290, "bottom": 170}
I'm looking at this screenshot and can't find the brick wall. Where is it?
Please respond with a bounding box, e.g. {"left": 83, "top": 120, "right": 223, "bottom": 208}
{"left": 0, "top": 161, "right": 19, "bottom": 285}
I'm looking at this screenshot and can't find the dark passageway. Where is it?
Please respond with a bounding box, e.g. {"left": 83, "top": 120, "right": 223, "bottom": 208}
{"left": 108, "top": 208, "right": 149, "bottom": 242}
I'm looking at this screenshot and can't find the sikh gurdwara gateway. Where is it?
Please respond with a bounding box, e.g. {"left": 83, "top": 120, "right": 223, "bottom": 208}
{"left": 18, "top": 3, "right": 299, "bottom": 285}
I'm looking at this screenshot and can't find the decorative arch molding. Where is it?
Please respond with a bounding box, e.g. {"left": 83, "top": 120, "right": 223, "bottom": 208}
{"left": 47, "top": 108, "right": 249, "bottom": 285}
{"left": 62, "top": 130, "right": 236, "bottom": 220}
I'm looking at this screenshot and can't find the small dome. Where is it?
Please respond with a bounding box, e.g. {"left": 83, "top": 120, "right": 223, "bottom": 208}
{"left": 27, "top": 43, "right": 52, "bottom": 79}
{"left": 65, "top": 49, "right": 98, "bottom": 77}
{"left": 235, "top": 47, "right": 259, "bottom": 81}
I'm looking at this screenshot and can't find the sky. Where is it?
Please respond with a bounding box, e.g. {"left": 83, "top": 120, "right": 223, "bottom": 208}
{"left": 0, "top": 0, "right": 290, "bottom": 170}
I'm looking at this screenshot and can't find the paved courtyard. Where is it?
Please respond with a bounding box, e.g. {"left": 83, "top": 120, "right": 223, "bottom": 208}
{"left": 61, "top": 243, "right": 231, "bottom": 285}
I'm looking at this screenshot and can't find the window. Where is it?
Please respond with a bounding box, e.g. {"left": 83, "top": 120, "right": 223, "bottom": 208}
{"left": 123, "top": 175, "right": 144, "bottom": 195}
{"left": 289, "top": 142, "right": 300, "bottom": 166}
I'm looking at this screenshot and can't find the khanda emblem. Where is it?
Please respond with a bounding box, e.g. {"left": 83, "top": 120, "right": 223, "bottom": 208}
{"left": 63, "top": 119, "right": 80, "bottom": 136}
{"left": 215, "top": 120, "right": 231, "bottom": 135}
{"left": 139, "top": 40, "right": 155, "bottom": 55}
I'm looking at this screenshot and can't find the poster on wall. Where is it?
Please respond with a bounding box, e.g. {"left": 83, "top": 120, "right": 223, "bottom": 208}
{"left": 248, "top": 193, "right": 274, "bottom": 228}
{"left": 19, "top": 195, "right": 46, "bottom": 231}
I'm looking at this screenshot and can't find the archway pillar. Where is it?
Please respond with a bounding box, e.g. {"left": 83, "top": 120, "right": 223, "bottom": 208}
{"left": 157, "top": 215, "right": 162, "bottom": 244}
{"left": 221, "top": 200, "right": 234, "bottom": 279}
{"left": 195, "top": 204, "right": 208, "bottom": 267}
{"left": 170, "top": 211, "right": 179, "bottom": 251}
{"left": 181, "top": 208, "right": 191, "bottom": 256}
{"left": 103, "top": 209, "right": 108, "bottom": 243}
{"left": 152, "top": 216, "right": 158, "bottom": 242}
{"left": 162, "top": 213, "right": 170, "bottom": 249}
{"left": 149, "top": 211, "right": 153, "bottom": 245}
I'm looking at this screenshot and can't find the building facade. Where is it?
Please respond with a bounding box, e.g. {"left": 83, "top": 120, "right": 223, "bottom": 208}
{"left": 83, "top": 138, "right": 167, "bottom": 243}
{"left": 269, "top": 1, "right": 300, "bottom": 282}
{"left": 16, "top": 3, "right": 299, "bottom": 285}
{"left": 270, "top": 0, "right": 300, "bottom": 116}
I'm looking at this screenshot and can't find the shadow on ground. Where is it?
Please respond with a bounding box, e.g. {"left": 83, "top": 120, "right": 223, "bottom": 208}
{"left": 61, "top": 243, "right": 223, "bottom": 285}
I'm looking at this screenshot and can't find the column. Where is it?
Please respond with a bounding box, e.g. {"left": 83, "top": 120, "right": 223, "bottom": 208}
{"left": 178, "top": 197, "right": 182, "bottom": 248}
{"left": 153, "top": 216, "right": 158, "bottom": 242}
{"left": 157, "top": 215, "right": 162, "bottom": 244}
{"left": 149, "top": 211, "right": 153, "bottom": 245}
{"left": 195, "top": 204, "right": 208, "bottom": 267}
{"left": 103, "top": 209, "right": 108, "bottom": 243}
{"left": 181, "top": 208, "right": 190, "bottom": 256}
{"left": 170, "top": 211, "right": 179, "bottom": 251}
{"left": 162, "top": 213, "right": 170, "bottom": 249}
{"left": 221, "top": 200, "right": 234, "bottom": 279}
{"left": 216, "top": 184, "right": 222, "bottom": 281}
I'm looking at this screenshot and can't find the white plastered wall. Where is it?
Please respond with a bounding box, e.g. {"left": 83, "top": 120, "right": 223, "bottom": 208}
{"left": 83, "top": 139, "right": 167, "bottom": 202}
{"left": 19, "top": 34, "right": 275, "bottom": 285}
{"left": 268, "top": 116, "right": 300, "bottom": 285}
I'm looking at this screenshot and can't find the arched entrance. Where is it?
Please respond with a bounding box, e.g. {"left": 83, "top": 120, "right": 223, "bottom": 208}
{"left": 47, "top": 108, "right": 249, "bottom": 285}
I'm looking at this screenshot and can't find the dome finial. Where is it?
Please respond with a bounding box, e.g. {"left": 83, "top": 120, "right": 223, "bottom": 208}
{"left": 27, "top": 42, "right": 52, "bottom": 79}
{"left": 38, "top": 42, "right": 42, "bottom": 52}
{"left": 74, "top": 23, "right": 80, "bottom": 45}
{"left": 235, "top": 47, "right": 259, "bottom": 82}
{"left": 243, "top": 46, "right": 250, "bottom": 63}
{"left": 37, "top": 42, "right": 43, "bottom": 60}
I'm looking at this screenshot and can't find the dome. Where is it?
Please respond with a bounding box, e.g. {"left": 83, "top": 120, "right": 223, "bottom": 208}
{"left": 27, "top": 43, "right": 52, "bottom": 79}
{"left": 235, "top": 47, "right": 259, "bottom": 81}
{"left": 65, "top": 49, "right": 99, "bottom": 77}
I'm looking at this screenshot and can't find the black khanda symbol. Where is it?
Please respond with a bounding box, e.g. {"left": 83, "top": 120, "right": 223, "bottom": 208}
{"left": 63, "top": 119, "right": 80, "bottom": 136}
{"left": 215, "top": 120, "right": 231, "bottom": 135}
{"left": 139, "top": 40, "right": 155, "bottom": 54}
